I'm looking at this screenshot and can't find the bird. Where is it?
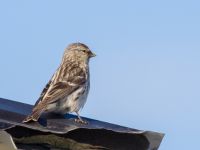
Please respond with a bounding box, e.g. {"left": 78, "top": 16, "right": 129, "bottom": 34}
{"left": 23, "top": 42, "right": 96, "bottom": 124}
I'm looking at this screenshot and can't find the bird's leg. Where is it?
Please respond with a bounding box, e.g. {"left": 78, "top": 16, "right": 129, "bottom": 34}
{"left": 75, "top": 111, "right": 88, "bottom": 124}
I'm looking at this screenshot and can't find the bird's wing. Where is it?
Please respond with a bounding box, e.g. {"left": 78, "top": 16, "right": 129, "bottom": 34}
{"left": 33, "top": 62, "right": 87, "bottom": 111}
{"left": 34, "top": 79, "right": 52, "bottom": 106}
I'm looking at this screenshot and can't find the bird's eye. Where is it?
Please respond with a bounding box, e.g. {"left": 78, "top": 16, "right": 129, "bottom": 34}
{"left": 82, "top": 50, "right": 87, "bottom": 53}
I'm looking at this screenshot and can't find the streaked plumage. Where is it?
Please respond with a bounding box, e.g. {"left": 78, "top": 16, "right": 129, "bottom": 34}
{"left": 23, "top": 43, "right": 95, "bottom": 124}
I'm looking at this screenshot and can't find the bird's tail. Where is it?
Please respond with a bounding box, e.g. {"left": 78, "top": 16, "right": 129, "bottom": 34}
{"left": 23, "top": 108, "right": 44, "bottom": 123}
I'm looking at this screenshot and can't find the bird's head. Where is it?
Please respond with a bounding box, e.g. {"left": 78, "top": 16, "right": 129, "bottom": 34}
{"left": 64, "top": 43, "right": 96, "bottom": 62}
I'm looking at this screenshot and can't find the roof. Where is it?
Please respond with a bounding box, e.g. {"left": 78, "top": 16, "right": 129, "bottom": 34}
{"left": 0, "top": 97, "right": 164, "bottom": 150}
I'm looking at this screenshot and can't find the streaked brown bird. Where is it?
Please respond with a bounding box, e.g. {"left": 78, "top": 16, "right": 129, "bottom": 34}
{"left": 23, "top": 43, "right": 96, "bottom": 124}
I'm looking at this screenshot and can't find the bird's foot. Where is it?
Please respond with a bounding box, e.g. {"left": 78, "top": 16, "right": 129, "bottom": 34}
{"left": 75, "top": 118, "right": 88, "bottom": 124}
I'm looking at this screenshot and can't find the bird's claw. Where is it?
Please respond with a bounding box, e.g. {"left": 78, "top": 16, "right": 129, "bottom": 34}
{"left": 75, "top": 118, "right": 88, "bottom": 124}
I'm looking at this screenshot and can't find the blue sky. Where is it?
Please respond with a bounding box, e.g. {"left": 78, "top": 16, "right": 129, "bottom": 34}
{"left": 0, "top": 1, "right": 200, "bottom": 149}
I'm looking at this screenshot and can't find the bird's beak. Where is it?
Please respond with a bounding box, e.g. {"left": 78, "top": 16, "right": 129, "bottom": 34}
{"left": 89, "top": 51, "right": 96, "bottom": 58}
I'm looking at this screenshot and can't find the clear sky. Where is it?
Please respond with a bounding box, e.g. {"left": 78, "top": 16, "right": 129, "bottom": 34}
{"left": 0, "top": 1, "right": 200, "bottom": 149}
